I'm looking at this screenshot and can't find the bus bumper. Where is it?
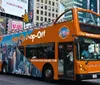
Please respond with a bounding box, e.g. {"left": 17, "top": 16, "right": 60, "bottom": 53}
{"left": 76, "top": 73, "right": 100, "bottom": 80}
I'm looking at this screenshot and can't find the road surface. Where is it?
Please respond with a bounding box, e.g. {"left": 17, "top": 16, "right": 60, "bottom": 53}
{"left": 0, "top": 74, "right": 100, "bottom": 85}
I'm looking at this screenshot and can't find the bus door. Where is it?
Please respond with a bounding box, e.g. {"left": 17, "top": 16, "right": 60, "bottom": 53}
{"left": 58, "top": 42, "right": 74, "bottom": 79}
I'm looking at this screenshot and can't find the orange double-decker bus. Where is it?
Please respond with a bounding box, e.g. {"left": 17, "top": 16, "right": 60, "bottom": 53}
{"left": 0, "top": 7, "right": 100, "bottom": 81}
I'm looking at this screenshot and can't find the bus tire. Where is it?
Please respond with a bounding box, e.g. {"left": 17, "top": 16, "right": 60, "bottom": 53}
{"left": 2, "top": 64, "right": 7, "bottom": 74}
{"left": 42, "top": 64, "right": 54, "bottom": 82}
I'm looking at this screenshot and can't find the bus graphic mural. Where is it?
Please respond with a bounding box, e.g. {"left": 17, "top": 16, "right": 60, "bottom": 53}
{"left": 0, "top": 29, "right": 42, "bottom": 77}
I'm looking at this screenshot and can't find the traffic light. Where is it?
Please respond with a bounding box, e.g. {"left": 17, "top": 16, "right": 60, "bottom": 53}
{"left": 22, "top": 13, "right": 29, "bottom": 22}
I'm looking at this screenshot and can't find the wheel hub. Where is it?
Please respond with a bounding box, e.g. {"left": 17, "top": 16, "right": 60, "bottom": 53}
{"left": 45, "top": 69, "right": 52, "bottom": 78}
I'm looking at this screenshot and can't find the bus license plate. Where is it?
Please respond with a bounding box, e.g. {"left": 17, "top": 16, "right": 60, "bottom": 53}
{"left": 92, "top": 74, "right": 97, "bottom": 78}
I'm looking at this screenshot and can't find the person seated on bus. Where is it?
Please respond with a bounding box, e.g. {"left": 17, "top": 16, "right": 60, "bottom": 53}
{"left": 90, "top": 46, "right": 99, "bottom": 59}
{"left": 43, "top": 48, "right": 48, "bottom": 59}
{"left": 32, "top": 55, "right": 37, "bottom": 59}
{"left": 67, "top": 50, "right": 73, "bottom": 62}
{"left": 81, "top": 47, "right": 90, "bottom": 59}
{"left": 32, "top": 52, "right": 37, "bottom": 59}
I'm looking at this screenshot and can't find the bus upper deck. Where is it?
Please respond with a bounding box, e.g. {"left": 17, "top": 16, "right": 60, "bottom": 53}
{"left": 20, "top": 7, "right": 100, "bottom": 46}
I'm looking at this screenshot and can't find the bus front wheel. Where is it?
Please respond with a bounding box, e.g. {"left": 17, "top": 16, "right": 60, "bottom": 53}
{"left": 42, "top": 64, "right": 54, "bottom": 82}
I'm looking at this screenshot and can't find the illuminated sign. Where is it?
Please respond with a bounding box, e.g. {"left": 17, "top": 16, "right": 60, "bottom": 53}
{"left": 0, "top": 17, "right": 6, "bottom": 35}
{"left": 1, "top": 0, "right": 28, "bottom": 17}
{"left": 11, "top": 20, "right": 23, "bottom": 32}
{"left": 7, "top": 19, "right": 23, "bottom": 33}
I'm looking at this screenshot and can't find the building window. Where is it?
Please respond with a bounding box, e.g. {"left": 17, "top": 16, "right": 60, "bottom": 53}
{"left": 52, "top": 7, "right": 54, "bottom": 12}
{"left": 45, "top": 0, "right": 47, "bottom": 4}
{"left": 36, "top": 16, "right": 39, "bottom": 20}
{"left": 49, "top": 1, "right": 51, "bottom": 5}
{"left": 48, "top": 6, "right": 51, "bottom": 11}
{"left": 52, "top": 2, "right": 55, "bottom": 6}
{"left": 41, "top": 17, "right": 43, "bottom": 21}
{"left": 37, "top": 10, "right": 39, "bottom": 14}
{"left": 45, "top": 11, "right": 47, "bottom": 16}
{"left": 52, "top": 13, "right": 54, "bottom": 17}
{"left": 41, "top": 4, "right": 43, "bottom": 9}
{"left": 45, "top": 18, "right": 47, "bottom": 22}
{"left": 56, "top": 14, "right": 58, "bottom": 18}
{"left": 45, "top": 5, "right": 47, "bottom": 10}
{"left": 48, "top": 12, "right": 51, "bottom": 17}
{"left": 48, "top": 18, "right": 51, "bottom": 22}
{"left": 37, "top": 0, "right": 39, "bottom": 2}
{"left": 41, "top": 11, "right": 43, "bottom": 15}
{"left": 56, "top": 8, "right": 58, "bottom": 12}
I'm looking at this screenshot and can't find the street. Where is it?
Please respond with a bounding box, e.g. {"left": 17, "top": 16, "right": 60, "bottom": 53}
{"left": 0, "top": 74, "right": 100, "bottom": 85}
{"left": 0, "top": 74, "right": 56, "bottom": 85}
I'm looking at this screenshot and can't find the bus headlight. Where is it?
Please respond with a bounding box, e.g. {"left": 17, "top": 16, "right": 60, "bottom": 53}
{"left": 79, "top": 64, "right": 83, "bottom": 68}
{"left": 80, "top": 68, "right": 85, "bottom": 71}
{"left": 79, "top": 64, "right": 85, "bottom": 71}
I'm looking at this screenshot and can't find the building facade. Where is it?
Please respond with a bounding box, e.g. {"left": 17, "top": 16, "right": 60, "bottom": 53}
{"left": 32, "top": 0, "right": 60, "bottom": 25}
{"left": 60, "top": 0, "right": 100, "bottom": 23}
{"left": 59, "top": 3, "right": 65, "bottom": 15}
{"left": 61, "top": 0, "right": 83, "bottom": 10}
{"left": 61, "top": 0, "right": 99, "bottom": 14}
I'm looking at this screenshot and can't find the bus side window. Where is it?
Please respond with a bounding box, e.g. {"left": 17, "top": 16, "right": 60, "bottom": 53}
{"left": 47, "top": 46, "right": 55, "bottom": 59}
{"left": 25, "top": 43, "right": 55, "bottom": 59}
{"left": 26, "top": 47, "right": 37, "bottom": 59}
{"left": 38, "top": 43, "right": 55, "bottom": 59}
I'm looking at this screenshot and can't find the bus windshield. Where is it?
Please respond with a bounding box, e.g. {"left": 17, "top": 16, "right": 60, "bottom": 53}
{"left": 78, "top": 11, "right": 100, "bottom": 26}
{"left": 77, "top": 37, "right": 100, "bottom": 60}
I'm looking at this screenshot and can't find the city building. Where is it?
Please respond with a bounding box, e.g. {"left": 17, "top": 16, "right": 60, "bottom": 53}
{"left": 32, "top": 0, "right": 60, "bottom": 25}
{"left": 59, "top": 3, "right": 65, "bottom": 15}
{"left": 61, "top": 0, "right": 83, "bottom": 10}
{"left": 61, "top": 0, "right": 99, "bottom": 13}
{"left": 60, "top": 0, "right": 100, "bottom": 23}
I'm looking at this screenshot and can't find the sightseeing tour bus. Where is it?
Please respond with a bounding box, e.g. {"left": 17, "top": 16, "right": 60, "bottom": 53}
{"left": 0, "top": 7, "right": 100, "bottom": 81}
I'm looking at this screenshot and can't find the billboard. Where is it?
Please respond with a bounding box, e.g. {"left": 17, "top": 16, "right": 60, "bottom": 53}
{"left": 28, "top": 0, "right": 34, "bottom": 22}
{"left": 7, "top": 19, "right": 23, "bottom": 33}
{"left": 0, "top": 17, "right": 7, "bottom": 35}
{"left": 0, "top": 0, "right": 28, "bottom": 17}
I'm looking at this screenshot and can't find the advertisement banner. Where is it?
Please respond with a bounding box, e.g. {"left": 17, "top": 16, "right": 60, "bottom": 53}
{"left": 0, "top": 0, "right": 28, "bottom": 17}
{"left": 7, "top": 19, "right": 23, "bottom": 33}
{"left": 0, "top": 17, "right": 6, "bottom": 35}
{"left": 28, "top": 0, "right": 34, "bottom": 22}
